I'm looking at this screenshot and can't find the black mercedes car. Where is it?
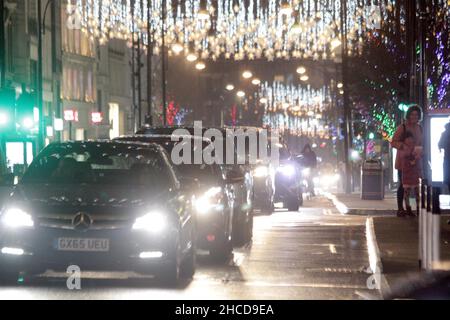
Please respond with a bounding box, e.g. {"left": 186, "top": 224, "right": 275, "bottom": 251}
{"left": 0, "top": 141, "right": 196, "bottom": 285}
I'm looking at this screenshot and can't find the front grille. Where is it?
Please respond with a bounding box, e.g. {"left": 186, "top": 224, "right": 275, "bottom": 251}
{"left": 37, "top": 213, "right": 131, "bottom": 230}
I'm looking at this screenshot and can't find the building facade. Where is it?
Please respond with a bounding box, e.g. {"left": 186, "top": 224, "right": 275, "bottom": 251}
{"left": 1, "top": 0, "right": 142, "bottom": 176}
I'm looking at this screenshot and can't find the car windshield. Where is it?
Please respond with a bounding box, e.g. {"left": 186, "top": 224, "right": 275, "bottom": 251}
{"left": 21, "top": 143, "right": 172, "bottom": 187}
{"left": 175, "top": 164, "right": 222, "bottom": 184}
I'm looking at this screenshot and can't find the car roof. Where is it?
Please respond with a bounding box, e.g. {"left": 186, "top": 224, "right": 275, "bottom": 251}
{"left": 116, "top": 134, "right": 212, "bottom": 143}
{"left": 44, "top": 140, "right": 168, "bottom": 154}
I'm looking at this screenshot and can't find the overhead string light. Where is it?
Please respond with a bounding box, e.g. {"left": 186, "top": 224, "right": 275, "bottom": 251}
{"left": 74, "top": 0, "right": 383, "bottom": 61}
{"left": 259, "top": 81, "right": 331, "bottom": 138}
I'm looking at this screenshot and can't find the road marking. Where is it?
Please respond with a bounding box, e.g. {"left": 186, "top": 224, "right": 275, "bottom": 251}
{"left": 329, "top": 244, "right": 337, "bottom": 254}
{"left": 365, "top": 217, "right": 391, "bottom": 297}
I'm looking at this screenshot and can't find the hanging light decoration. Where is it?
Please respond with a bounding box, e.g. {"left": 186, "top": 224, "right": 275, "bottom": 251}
{"left": 260, "top": 81, "right": 332, "bottom": 138}
{"left": 172, "top": 43, "right": 184, "bottom": 55}
{"left": 74, "top": 0, "right": 383, "bottom": 62}
{"left": 279, "top": 0, "right": 293, "bottom": 16}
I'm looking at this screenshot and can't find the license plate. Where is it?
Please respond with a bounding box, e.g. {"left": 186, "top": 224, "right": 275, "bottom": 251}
{"left": 56, "top": 238, "right": 110, "bottom": 252}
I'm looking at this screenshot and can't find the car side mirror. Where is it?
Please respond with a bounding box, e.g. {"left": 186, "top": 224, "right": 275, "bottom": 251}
{"left": 225, "top": 170, "right": 245, "bottom": 184}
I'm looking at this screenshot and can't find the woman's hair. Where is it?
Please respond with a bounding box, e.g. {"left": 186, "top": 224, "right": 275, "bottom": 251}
{"left": 405, "top": 105, "right": 423, "bottom": 121}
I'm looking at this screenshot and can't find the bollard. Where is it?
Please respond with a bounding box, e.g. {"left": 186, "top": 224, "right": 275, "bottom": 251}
{"left": 419, "top": 181, "right": 426, "bottom": 269}
{"left": 431, "top": 187, "right": 441, "bottom": 269}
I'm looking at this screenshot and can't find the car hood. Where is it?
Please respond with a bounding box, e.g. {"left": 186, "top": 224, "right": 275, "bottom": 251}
{"left": 10, "top": 183, "right": 171, "bottom": 214}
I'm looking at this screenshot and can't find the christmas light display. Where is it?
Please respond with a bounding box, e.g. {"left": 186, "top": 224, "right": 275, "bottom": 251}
{"left": 426, "top": 1, "right": 450, "bottom": 110}
{"left": 259, "top": 82, "right": 331, "bottom": 138}
{"left": 70, "top": 0, "right": 382, "bottom": 61}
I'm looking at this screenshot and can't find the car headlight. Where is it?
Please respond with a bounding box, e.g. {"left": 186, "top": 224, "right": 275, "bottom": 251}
{"left": 278, "top": 164, "right": 296, "bottom": 177}
{"left": 195, "top": 187, "right": 223, "bottom": 214}
{"left": 1, "top": 208, "right": 34, "bottom": 229}
{"left": 132, "top": 211, "right": 167, "bottom": 233}
{"left": 253, "top": 166, "right": 269, "bottom": 178}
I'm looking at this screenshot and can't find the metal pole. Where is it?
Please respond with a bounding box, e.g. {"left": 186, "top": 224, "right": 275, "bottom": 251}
{"left": 0, "top": 0, "right": 5, "bottom": 89}
{"left": 131, "top": 0, "right": 137, "bottom": 132}
{"left": 137, "top": 34, "right": 142, "bottom": 128}
{"left": 340, "top": 0, "right": 352, "bottom": 194}
{"left": 37, "top": 0, "right": 44, "bottom": 151}
{"left": 146, "top": 0, "right": 153, "bottom": 125}
{"left": 161, "top": 0, "right": 167, "bottom": 126}
{"left": 50, "top": 0, "right": 61, "bottom": 142}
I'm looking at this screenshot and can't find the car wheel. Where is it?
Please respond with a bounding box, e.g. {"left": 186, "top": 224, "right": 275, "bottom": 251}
{"left": 233, "top": 209, "right": 254, "bottom": 246}
{"left": 158, "top": 243, "right": 181, "bottom": 286}
{"left": 180, "top": 239, "right": 196, "bottom": 279}
{"left": 287, "top": 197, "right": 300, "bottom": 212}
{"left": 210, "top": 237, "right": 232, "bottom": 262}
{"left": 298, "top": 192, "right": 304, "bottom": 207}
{"left": 246, "top": 214, "right": 254, "bottom": 242}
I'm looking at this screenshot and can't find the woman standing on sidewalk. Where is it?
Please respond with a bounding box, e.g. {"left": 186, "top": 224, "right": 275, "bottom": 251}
{"left": 391, "top": 105, "right": 423, "bottom": 217}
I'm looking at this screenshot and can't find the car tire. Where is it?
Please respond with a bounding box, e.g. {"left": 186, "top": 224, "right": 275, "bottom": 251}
{"left": 298, "top": 193, "right": 304, "bottom": 207}
{"left": 246, "top": 214, "right": 254, "bottom": 242}
{"left": 233, "top": 213, "right": 253, "bottom": 247}
{"left": 210, "top": 237, "right": 232, "bottom": 262}
{"left": 180, "top": 238, "right": 196, "bottom": 279}
{"left": 287, "top": 197, "right": 300, "bottom": 212}
{"left": 262, "top": 200, "right": 274, "bottom": 215}
{"left": 157, "top": 242, "right": 181, "bottom": 286}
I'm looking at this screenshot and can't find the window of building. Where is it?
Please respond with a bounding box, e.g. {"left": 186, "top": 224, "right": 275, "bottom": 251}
{"left": 62, "top": 63, "right": 96, "bottom": 102}
{"left": 61, "top": 5, "right": 95, "bottom": 57}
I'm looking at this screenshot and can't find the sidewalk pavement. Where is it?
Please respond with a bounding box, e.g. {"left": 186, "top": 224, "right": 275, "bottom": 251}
{"left": 372, "top": 215, "right": 450, "bottom": 297}
{"left": 325, "top": 191, "right": 450, "bottom": 298}
{"left": 324, "top": 191, "right": 398, "bottom": 215}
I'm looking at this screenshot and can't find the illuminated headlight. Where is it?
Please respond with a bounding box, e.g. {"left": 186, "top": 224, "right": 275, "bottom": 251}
{"left": 1, "top": 208, "right": 34, "bottom": 229}
{"left": 302, "top": 168, "right": 311, "bottom": 177}
{"left": 195, "top": 187, "right": 223, "bottom": 214}
{"left": 253, "top": 166, "right": 269, "bottom": 178}
{"left": 132, "top": 211, "right": 167, "bottom": 233}
{"left": 278, "top": 165, "right": 296, "bottom": 177}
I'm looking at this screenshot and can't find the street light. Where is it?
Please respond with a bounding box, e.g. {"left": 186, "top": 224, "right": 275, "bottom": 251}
{"left": 186, "top": 53, "right": 198, "bottom": 62}
{"left": 195, "top": 61, "right": 206, "bottom": 70}
{"left": 226, "top": 84, "right": 235, "bottom": 91}
{"left": 300, "top": 75, "right": 309, "bottom": 82}
{"left": 251, "top": 78, "right": 261, "bottom": 85}
{"left": 242, "top": 71, "right": 253, "bottom": 79}
{"left": 237, "top": 91, "right": 245, "bottom": 98}
{"left": 296, "top": 66, "right": 306, "bottom": 74}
